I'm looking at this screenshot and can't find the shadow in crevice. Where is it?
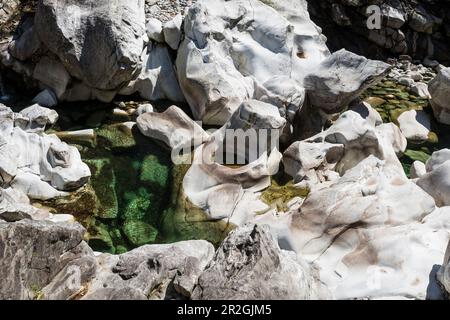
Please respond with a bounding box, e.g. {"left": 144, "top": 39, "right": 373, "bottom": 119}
{"left": 426, "top": 264, "right": 445, "bottom": 300}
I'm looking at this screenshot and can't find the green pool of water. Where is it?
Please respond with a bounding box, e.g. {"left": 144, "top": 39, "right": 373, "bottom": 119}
{"left": 360, "top": 79, "right": 450, "bottom": 177}
{"left": 42, "top": 101, "right": 231, "bottom": 253}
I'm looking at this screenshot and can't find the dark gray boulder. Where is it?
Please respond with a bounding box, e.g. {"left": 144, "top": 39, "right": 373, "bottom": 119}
{"left": 0, "top": 219, "right": 97, "bottom": 300}
{"left": 34, "top": 0, "right": 146, "bottom": 91}
{"left": 192, "top": 224, "right": 329, "bottom": 300}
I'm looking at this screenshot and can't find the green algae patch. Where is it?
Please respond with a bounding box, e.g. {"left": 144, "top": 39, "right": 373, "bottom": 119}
{"left": 122, "top": 189, "right": 152, "bottom": 221}
{"left": 361, "top": 79, "right": 430, "bottom": 124}
{"left": 66, "top": 122, "right": 174, "bottom": 253}
{"left": 84, "top": 158, "right": 118, "bottom": 219}
{"left": 260, "top": 178, "right": 309, "bottom": 213}
{"left": 96, "top": 124, "right": 136, "bottom": 150}
{"left": 140, "top": 155, "right": 170, "bottom": 191}
{"left": 39, "top": 185, "right": 98, "bottom": 223}
{"left": 404, "top": 149, "right": 431, "bottom": 163}
{"left": 359, "top": 78, "right": 441, "bottom": 178}
{"left": 123, "top": 220, "right": 158, "bottom": 247}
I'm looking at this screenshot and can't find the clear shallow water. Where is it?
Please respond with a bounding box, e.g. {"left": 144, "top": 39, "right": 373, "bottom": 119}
{"left": 360, "top": 79, "right": 450, "bottom": 176}
{"left": 41, "top": 101, "right": 231, "bottom": 254}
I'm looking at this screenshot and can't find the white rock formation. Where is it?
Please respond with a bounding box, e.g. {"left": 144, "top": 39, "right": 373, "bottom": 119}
{"left": 304, "top": 49, "right": 391, "bottom": 114}
{"left": 163, "top": 14, "right": 183, "bottom": 50}
{"left": 135, "top": 103, "right": 154, "bottom": 116}
{"left": 429, "top": 67, "right": 450, "bottom": 125}
{"left": 350, "top": 102, "right": 383, "bottom": 127}
{"left": 176, "top": 0, "right": 329, "bottom": 125}
{"left": 300, "top": 111, "right": 406, "bottom": 176}
{"left": 120, "top": 43, "right": 185, "bottom": 102}
{"left": 0, "top": 187, "right": 52, "bottom": 222}
{"left": 183, "top": 143, "right": 281, "bottom": 225}
{"left": 397, "top": 110, "right": 431, "bottom": 142}
{"left": 417, "top": 149, "right": 450, "bottom": 207}
{"left": 0, "top": 104, "right": 90, "bottom": 201}
{"left": 283, "top": 141, "right": 343, "bottom": 184}
{"left": 137, "top": 105, "right": 209, "bottom": 151}
{"left": 286, "top": 156, "right": 449, "bottom": 300}
{"left": 146, "top": 18, "right": 164, "bottom": 43}
{"left": 410, "top": 161, "right": 427, "bottom": 179}
{"left": 18, "top": 104, "right": 59, "bottom": 132}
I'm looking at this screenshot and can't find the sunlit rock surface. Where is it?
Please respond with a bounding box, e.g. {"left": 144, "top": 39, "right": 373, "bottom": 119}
{"left": 176, "top": 0, "right": 329, "bottom": 125}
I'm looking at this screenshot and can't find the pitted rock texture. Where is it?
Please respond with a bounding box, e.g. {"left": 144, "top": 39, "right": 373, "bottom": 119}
{"left": 192, "top": 224, "right": 329, "bottom": 300}
{"left": 0, "top": 219, "right": 96, "bottom": 300}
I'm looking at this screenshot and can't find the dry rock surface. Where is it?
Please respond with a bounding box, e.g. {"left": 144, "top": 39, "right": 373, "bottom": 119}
{"left": 0, "top": 0, "right": 450, "bottom": 302}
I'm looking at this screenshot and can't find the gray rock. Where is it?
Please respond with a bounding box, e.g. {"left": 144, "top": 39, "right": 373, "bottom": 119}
{"left": 121, "top": 43, "right": 185, "bottom": 102}
{"left": 146, "top": 18, "right": 164, "bottom": 43}
{"left": 32, "top": 56, "right": 71, "bottom": 99}
{"left": 8, "top": 26, "right": 41, "bottom": 61}
{"left": 409, "top": 5, "right": 439, "bottom": 34}
{"left": 19, "top": 104, "right": 59, "bottom": 131}
{"left": 0, "top": 220, "right": 97, "bottom": 300}
{"left": 192, "top": 224, "right": 328, "bottom": 300}
{"left": 32, "top": 89, "right": 58, "bottom": 108}
{"left": 34, "top": 0, "right": 146, "bottom": 91}
{"left": 83, "top": 240, "right": 215, "bottom": 300}
{"left": 163, "top": 14, "right": 183, "bottom": 50}
{"left": 137, "top": 105, "right": 209, "bottom": 151}
{"left": 437, "top": 242, "right": 450, "bottom": 298}
{"left": 0, "top": 104, "right": 91, "bottom": 195}
{"left": 429, "top": 67, "right": 450, "bottom": 125}
{"left": 304, "top": 49, "right": 391, "bottom": 114}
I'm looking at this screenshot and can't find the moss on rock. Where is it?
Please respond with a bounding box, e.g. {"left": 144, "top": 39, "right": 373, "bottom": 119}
{"left": 85, "top": 158, "right": 118, "bottom": 219}
{"left": 123, "top": 220, "right": 158, "bottom": 247}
